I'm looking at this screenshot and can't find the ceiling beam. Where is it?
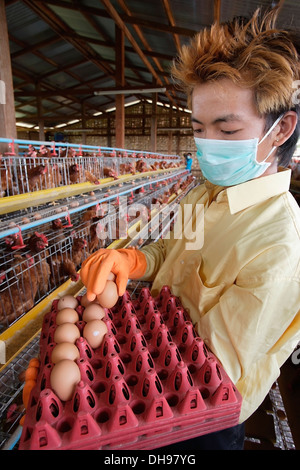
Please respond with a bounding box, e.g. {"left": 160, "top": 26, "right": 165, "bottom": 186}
{"left": 9, "top": 33, "right": 94, "bottom": 93}
{"left": 121, "top": 13, "right": 197, "bottom": 37}
{"left": 162, "top": 0, "right": 181, "bottom": 53}
{"left": 100, "top": 0, "right": 161, "bottom": 83}
{"left": 32, "top": 0, "right": 197, "bottom": 36}
{"left": 118, "top": 0, "right": 175, "bottom": 92}
{"left": 101, "top": 0, "right": 179, "bottom": 109}
{"left": 22, "top": 0, "right": 116, "bottom": 79}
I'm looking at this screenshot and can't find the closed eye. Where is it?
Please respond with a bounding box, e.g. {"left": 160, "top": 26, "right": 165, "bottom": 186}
{"left": 221, "top": 129, "right": 241, "bottom": 135}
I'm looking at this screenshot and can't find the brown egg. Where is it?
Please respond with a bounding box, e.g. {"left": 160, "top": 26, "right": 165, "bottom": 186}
{"left": 51, "top": 342, "right": 80, "bottom": 364}
{"left": 80, "top": 293, "right": 100, "bottom": 308}
{"left": 97, "top": 281, "right": 119, "bottom": 309}
{"left": 54, "top": 323, "right": 80, "bottom": 344}
{"left": 57, "top": 295, "right": 79, "bottom": 310}
{"left": 50, "top": 360, "right": 81, "bottom": 401}
{"left": 82, "top": 304, "right": 106, "bottom": 322}
{"left": 83, "top": 320, "right": 108, "bottom": 349}
{"left": 56, "top": 308, "right": 79, "bottom": 325}
{"left": 107, "top": 272, "right": 116, "bottom": 282}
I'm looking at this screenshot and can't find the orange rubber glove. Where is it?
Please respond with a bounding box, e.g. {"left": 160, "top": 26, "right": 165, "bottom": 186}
{"left": 80, "top": 247, "right": 147, "bottom": 300}
{"left": 19, "top": 358, "right": 40, "bottom": 426}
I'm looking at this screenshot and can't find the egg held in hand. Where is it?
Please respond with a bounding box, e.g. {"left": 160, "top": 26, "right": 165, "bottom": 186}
{"left": 80, "top": 293, "right": 100, "bottom": 308}
{"left": 83, "top": 319, "right": 108, "bottom": 349}
{"left": 97, "top": 280, "right": 119, "bottom": 309}
{"left": 50, "top": 359, "right": 81, "bottom": 401}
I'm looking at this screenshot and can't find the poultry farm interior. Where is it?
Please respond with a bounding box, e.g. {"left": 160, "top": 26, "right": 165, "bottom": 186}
{"left": 0, "top": 139, "right": 200, "bottom": 448}
{"left": 1, "top": 139, "right": 298, "bottom": 451}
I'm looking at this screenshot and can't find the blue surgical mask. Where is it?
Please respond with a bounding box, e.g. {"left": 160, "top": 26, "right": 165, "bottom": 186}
{"left": 194, "top": 115, "right": 283, "bottom": 186}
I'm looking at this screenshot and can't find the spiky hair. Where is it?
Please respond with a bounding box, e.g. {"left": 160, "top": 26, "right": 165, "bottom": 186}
{"left": 171, "top": 7, "right": 300, "bottom": 165}
{"left": 172, "top": 7, "right": 300, "bottom": 114}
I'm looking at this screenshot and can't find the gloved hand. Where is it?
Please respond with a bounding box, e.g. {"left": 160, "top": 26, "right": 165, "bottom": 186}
{"left": 80, "top": 247, "right": 147, "bottom": 300}
{"left": 19, "top": 358, "right": 40, "bottom": 426}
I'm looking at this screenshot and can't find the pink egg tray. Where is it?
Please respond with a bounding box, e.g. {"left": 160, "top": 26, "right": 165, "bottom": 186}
{"left": 19, "top": 286, "right": 242, "bottom": 450}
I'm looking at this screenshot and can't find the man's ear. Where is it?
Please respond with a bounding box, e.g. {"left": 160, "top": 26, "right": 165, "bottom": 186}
{"left": 273, "top": 111, "right": 298, "bottom": 146}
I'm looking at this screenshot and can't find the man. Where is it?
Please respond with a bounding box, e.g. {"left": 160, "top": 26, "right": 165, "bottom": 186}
{"left": 81, "top": 7, "right": 300, "bottom": 450}
{"left": 184, "top": 152, "right": 193, "bottom": 171}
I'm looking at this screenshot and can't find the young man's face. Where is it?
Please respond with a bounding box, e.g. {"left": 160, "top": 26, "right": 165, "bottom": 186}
{"left": 191, "top": 78, "right": 280, "bottom": 174}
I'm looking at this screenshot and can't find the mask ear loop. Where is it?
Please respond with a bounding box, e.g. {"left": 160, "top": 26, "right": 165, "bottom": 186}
{"left": 257, "top": 114, "right": 284, "bottom": 165}
{"left": 258, "top": 113, "right": 285, "bottom": 146}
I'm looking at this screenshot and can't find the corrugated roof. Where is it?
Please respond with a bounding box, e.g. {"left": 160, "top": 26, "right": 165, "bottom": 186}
{"left": 4, "top": 0, "right": 300, "bottom": 129}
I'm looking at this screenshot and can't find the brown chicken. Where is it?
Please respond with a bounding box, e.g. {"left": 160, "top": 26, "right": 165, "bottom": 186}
{"left": 71, "top": 237, "right": 88, "bottom": 268}
{"left": 27, "top": 232, "right": 50, "bottom": 297}
{"left": 103, "top": 167, "right": 118, "bottom": 179}
{"left": 88, "top": 219, "right": 103, "bottom": 252}
{"left": 85, "top": 170, "right": 100, "bottom": 185}
{"left": 68, "top": 163, "right": 81, "bottom": 184}
{"left": 0, "top": 161, "right": 13, "bottom": 196}
{"left": 42, "top": 164, "right": 62, "bottom": 188}
{"left": 60, "top": 147, "right": 76, "bottom": 158}
{"left": 136, "top": 159, "right": 149, "bottom": 173}
{"left": 78, "top": 207, "right": 101, "bottom": 253}
{"left": 49, "top": 218, "right": 66, "bottom": 243}
{"left": 26, "top": 144, "right": 37, "bottom": 158}
{"left": 38, "top": 145, "right": 53, "bottom": 158}
{"left": 0, "top": 254, "right": 38, "bottom": 325}
{"left": 119, "top": 162, "right": 136, "bottom": 175}
{"left": 79, "top": 206, "right": 97, "bottom": 232}
{"left": 48, "top": 236, "right": 88, "bottom": 287}
{"left": 18, "top": 164, "right": 47, "bottom": 193}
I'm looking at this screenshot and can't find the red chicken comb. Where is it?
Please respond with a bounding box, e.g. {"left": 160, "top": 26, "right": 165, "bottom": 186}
{"left": 7, "top": 225, "right": 26, "bottom": 250}
{"left": 33, "top": 232, "right": 48, "bottom": 246}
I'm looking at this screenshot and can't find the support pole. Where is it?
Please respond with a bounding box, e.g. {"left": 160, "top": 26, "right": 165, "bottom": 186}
{"left": 0, "top": 0, "right": 17, "bottom": 152}
{"left": 36, "top": 82, "right": 45, "bottom": 141}
{"left": 150, "top": 92, "right": 157, "bottom": 152}
{"left": 115, "top": 25, "right": 125, "bottom": 149}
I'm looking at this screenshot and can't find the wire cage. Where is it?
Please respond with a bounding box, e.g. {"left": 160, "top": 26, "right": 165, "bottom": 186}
{"left": 0, "top": 163, "right": 195, "bottom": 333}
{"left": 0, "top": 224, "right": 91, "bottom": 332}
{"left": 0, "top": 139, "right": 184, "bottom": 197}
{"left": 0, "top": 155, "right": 102, "bottom": 196}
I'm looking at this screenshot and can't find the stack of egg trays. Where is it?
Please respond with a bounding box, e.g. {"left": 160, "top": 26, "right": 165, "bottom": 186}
{"left": 19, "top": 286, "right": 242, "bottom": 450}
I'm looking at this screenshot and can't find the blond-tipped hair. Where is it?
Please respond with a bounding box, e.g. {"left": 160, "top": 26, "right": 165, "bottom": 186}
{"left": 172, "top": 7, "right": 300, "bottom": 165}
{"left": 172, "top": 7, "right": 300, "bottom": 116}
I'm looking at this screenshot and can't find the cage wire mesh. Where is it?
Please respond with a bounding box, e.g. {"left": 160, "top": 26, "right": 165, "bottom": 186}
{"left": 0, "top": 148, "right": 183, "bottom": 197}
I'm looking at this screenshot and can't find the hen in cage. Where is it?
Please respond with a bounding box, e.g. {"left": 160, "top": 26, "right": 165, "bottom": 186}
{"left": 26, "top": 232, "right": 51, "bottom": 297}
{"left": 0, "top": 159, "right": 13, "bottom": 197}
{"left": 78, "top": 206, "right": 102, "bottom": 253}
{"left": 68, "top": 163, "right": 81, "bottom": 184}
{"left": 48, "top": 235, "right": 89, "bottom": 287}
{"left": 0, "top": 254, "right": 38, "bottom": 326}
{"left": 17, "top": 164, "right": 48, "bottom": 193}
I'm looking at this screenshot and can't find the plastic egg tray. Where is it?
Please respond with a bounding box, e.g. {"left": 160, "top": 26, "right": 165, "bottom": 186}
{"left": 19, "top": 286, "right": 242, "bottom": 450}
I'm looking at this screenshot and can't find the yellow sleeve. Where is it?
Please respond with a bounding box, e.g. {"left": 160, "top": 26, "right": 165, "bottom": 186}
{"left": 196, "top": 244, "right": 300, "bottom": 385}
{"left": 139, "top": 184, "right": 207, "bottom": 281}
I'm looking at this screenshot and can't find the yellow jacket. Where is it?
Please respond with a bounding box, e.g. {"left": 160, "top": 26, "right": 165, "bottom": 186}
{"left": 140, "top": 169, "right": 300, "bottom": 423}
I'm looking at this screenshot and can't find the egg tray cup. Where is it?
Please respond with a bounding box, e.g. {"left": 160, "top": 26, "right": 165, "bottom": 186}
{"left": 19, "top": 286, "right": 242, "bottom": 450}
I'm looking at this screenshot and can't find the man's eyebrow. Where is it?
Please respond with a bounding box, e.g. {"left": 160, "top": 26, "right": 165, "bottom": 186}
{"left": 191, "top": 114, "right": 243, "bottom": 125}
